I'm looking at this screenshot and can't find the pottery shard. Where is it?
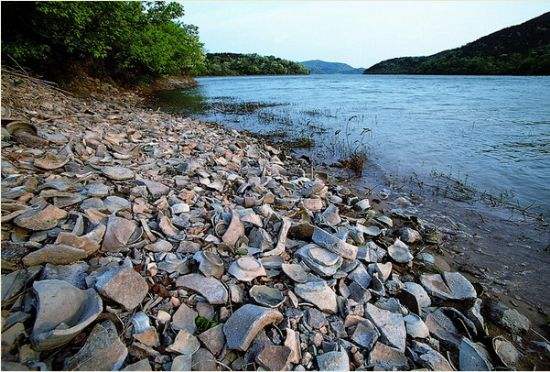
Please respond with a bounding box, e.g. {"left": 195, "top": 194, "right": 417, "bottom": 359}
{"left": 23, "top": 244, "right": 88, "bottom": 266}
{"left": 14, "top": 204, "right": 67, "bottom": 231}
{"left": 222, "top": 210, "right": 245, "bottom": 247}
{"left": 175, "top": 273, "right": 228, "bottom": 304}
{"left": 172, "top": 303, "right": 198, "bottom": 333}
{"left": 312, "top": 226, "right": 357, "bottom": 260}
{"left": 31, "top": 280, "right": 102, "bottom": 351}
{"left": 420, "top": 272, "right": 476, "bottom": 301}
{"left": 223, "top": 304, "right": 283, "bottom": 351}
{"left": 101, "top": 215, "right": 137, "bottom": 252}
{"left": 294, "top": 280, "right": 338, "bottom": 314}
{"left": 138, "top": 179, "right": 170, "bottom": 198}
{"left": 95, "top": 265, "right": 148, "bottom": 310}
{"left": 365, "top": 303, "right": 406, "bottom": 352}
{"left": 102, "top": 166, "right": 135, "bottom": 181}
{"left": 64, "top": 320, "right": 128, "bottom": 370}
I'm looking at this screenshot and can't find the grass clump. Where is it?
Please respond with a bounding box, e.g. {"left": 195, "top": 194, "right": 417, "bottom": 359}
{"left": 195, "top": 316, "right": 218, "bottom": 332}
{"left": 339, "top": 152, "right": 367, "bottom": 176}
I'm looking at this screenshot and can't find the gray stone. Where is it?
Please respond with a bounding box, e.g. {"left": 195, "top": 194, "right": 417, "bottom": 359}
{"left": 256, "top": 345, "right": 292, "bottom": 371}
{"left": 409, "top": 341, "right": 453, "bottom": 370}
{"left": 23, "top": 244, "right": 88, "bottom": 266}
{"left": 104, "top": 195, "right": 131, "bottom": 213}
{"left": 31, "top": 280, "right": 102, "bottom": 351}
{"left": 368, "top": 342, "right": 408, "bottom": 370}
{"left": 101, "top": 215, "right": 137, "bottom": 252}
{"left": 192, "top": 347, "right": 218, "bottom": 371}
{"left": 122, "top": 359, "right": 152, "bottom": 371}
{"left": 145, "top": 239, "right": 173, "bottom": 252}
{"left": 14, "top": 204, "right": 67, "bottom": 231}
{"left": 250, "top": 285, "right": 285, "bottom": 308}
{"left": 172, "top": 303, "right": 198, "bottom": 333}
{"left": 399, "top": 227, "right": 421, "bottom": 243}
{"left": 228, "top": 256, "right": 266, "bottom": 282}
{"left": 40, "top": 262, "right": 89, "bottom": 289}
{"left": 294, "top": 281, "right": 337, "bottom": 314}
{"left": 102, "top": 166, "right": 134, "bottom": 181}
{"left": 296, "top": 244, "right": 342, "bottom": 277}
{"left": 198, "top": 324, "right": 225, "bottom": 356}
{"left": 316, "top": 350, "right": 349, "bottom": 371}
{"left": 365, "top": 303, "right": 406, "bottom": 352}
{"left": 223, "top": 304, "right": 283, "bottom": 351}
{"left": 351, "top": 319, "right": 379, "bottom": 350}
{"left": 64, "top": 320, "right": 128, "bottom": 370}
{"left": 404, "top": 313, "right": 429, "bottom": 338}
{"left": 176, "top": 274, "right": 228, "bottom": 304}
{"left": 387, "top": 238, "right": 413, "bottom": 263}
{"left": 487, "top": 300, "right": 530, "bottom": 333}
{"left": 193, "top": 251, "right": 224, "bottom": 278}
{"left": 171, "top": 355, "right": 192, "bottom": 371}
{"left": 138, "top": 179, "right": 170, "bottom": 198}
{"left": 459, "top": 338, "right": 492, "bottom": 371}
{"left": 312, "top": 227, "right": 357, "bottom": 260}
{"left": 421, "top": 272, "right": 477, "bottom": 301}
{"left": 167, "top": 330, "right": 200, "bottom": 355}
{"left": 95, "top": 265, "right": 148, "bottom": 310}
{"left": 493, "top": 336, "right": 519, "bottom": 368}
{"left": 281, "top": 263, "right": 309, "bottom": 283}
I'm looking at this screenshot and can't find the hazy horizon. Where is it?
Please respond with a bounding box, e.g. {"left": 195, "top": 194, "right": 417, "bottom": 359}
{"left": 181, "top": 1, "right": 549, "bottom": 68}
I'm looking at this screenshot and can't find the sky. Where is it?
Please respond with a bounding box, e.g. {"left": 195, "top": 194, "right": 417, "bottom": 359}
{"left": 180, "top": 1, "right": 549, "bottom": 68}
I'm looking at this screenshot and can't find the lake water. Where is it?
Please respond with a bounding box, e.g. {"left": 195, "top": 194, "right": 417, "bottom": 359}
{"left": 156, "top": 74, "right": 550, "bottom": 217}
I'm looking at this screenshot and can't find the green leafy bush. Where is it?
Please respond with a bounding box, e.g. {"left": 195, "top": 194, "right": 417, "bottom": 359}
{"left": 1, "top": 1, "right": 205, "bottom": 79}
{"left": 201, "top": 53, "right": 309, "bottom": 76}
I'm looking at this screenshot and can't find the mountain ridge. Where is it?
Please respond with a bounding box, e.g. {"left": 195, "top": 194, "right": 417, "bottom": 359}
{"left": 364, "top": 12, "right": 550, "bottom": 75}
{"left": 301, "top": 60, "right": 364, "bottom": 74}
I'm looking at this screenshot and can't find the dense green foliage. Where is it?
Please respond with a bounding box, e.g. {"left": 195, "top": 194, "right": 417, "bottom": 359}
{"left": 201, "top": 53, "right": 309, "bottom": 76}
{"left": 1, "top": 2, "right": 204, "bottom": 79}
{"left": 300, "top": 60, "right": 364, "bottom": 74}
{"left": 365, "top": 12, "right": 550, "bottom": 75}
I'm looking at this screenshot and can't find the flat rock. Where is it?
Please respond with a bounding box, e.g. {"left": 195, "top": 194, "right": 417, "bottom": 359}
{"left": 222, "top": 210, "right": 244, "bottom": 247}
{"left": 172, "top": 303, "right": 198, "bottom": 333}
{"left": 493, "top": 336, "right": 519, "bottom": 368}
{"left": 102, "top": 166, "right": 134, "bottom": 181}
{"left": 34, "top": 152, "right": 69, "bottom": 170}
{"left": 351, "top": 319, "right": 380, "bottom": 350}
{"left": 32, "top": 280, "right": 102, "bottom": 350}
{"left": 316, "top": 350, "right": 349, "bottom": 371}
{"left": 55, "top": 225, "right": 105, "bottom": 255}
{"left": 23, "top": 244, "right": 88, "bottom": 266}
{"left": 198, "top": 324, "right": 225, "bottom": 356}
{"left": 250, "top": 285, "right": 285, "bottom": 308}
{"left": 192, "top": 347, "right": 218, "bottom": 371}
{"left": 312, "top": 227, "right": 357, "bottom": 260}
{"left": 400, "top": 281, "right": 431, "bottom": 313}
{"left": 228, "top": 256, "right": 266, "bottom": 282}
{"left": 167, "top": 330, "right": 200, "bottom": 355}
{"left": 281, "top": 263, "right": 309, "bottom": 283}
{"left": 122, "top": 359, "right": 152, "bottom": 371}
{"left": 171, "top": 355, "right": 192, "bottom": 371}
{"left": 404, "top": 313, "right": 429, "bottom": 338}
{"left": 176, "top": 273, "right": 228, "bottom": 304}
{"left": 409, "top": 341, "right": 453, "bottom": 370}
{"left": 101, "top": 215, "right": 137, "bottom": 252}
{"left": 223, "top": 304, "right": 283, "bottom": 351}
{"left": 95, "top": 265, "right": 148, "bottom": 310}
{"left": 420, "top": 272, "right": 476, "bottom": 301}
{"left": 459, "top": 338, "right": 492, "bottom": 370}
{"left": 193, "top": 251, "right": 224, "bottom": 278}
{"left": 138, "top": 179, "right": 170, "bottom": 198}
{"left": 487, "top": 300, "right": 530, "bottom": 333}
{"left": 387, "top": 238, "right": 413, "bottom": 263}
{"left": 294, "top": 280, "right": 337, "bottom": 314}
{"left": 368, "top": 342, "right": 408, "bottom": 370}
{"left": 365, "top": 303, "right": 406, "bottom": 352}
{"left": 295, "top": 244, "right": 342, "bottom": 277}
{"left": 145, "top": 239, "right": 173, "bottom": 252}
{"left": 64, "top": 320, "right": 128, "bottom": 370}
{"left": 14, "top": 204, "right": 67, "bottom": 231}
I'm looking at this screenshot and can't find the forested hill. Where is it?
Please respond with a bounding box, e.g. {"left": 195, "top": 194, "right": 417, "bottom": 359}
{"left": 200, "top": 53, "right": 309, "bottom": 76}
{"left": 364, "top": 12, "right": 550, "bottom": 75}
{"left": 300, "top": 60, "right": 364, "bottom": 74}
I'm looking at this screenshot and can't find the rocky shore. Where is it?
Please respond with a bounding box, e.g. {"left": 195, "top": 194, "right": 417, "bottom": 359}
{"left": 1, "top": 70, "right": 548, "bottom": 371}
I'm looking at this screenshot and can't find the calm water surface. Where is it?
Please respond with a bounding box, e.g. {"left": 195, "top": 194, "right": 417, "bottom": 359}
{"left": 156, "top": 74, "right": 550, "bottom": 216}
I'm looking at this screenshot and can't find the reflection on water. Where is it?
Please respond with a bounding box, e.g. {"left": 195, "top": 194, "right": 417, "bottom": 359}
{"left": 153, "top": 74, "right": 550, "bottom": 216}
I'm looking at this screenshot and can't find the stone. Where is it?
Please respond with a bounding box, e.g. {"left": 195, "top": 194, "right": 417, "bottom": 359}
{"left": 228, "top": 256, "right": 266, "bottom": 282}
{"left": 319, "top": 204, "right": 341, "bottom": 226}
{"left": 122, "top": 359, "right": 152, "bottom": 371}
{"left": 223, "top": 304, "right": 283, "bottom": 351}
{"left": 171, "top": 355, "right": 192, "bottom": 371}
{"left": 487, "top": 300, "right": 530, "bottom": 333}
{"left": 312, "top": 227, "right": 357, "bottom": 260}
{"left": 193, "top": 251, "right": 224, "bottom": 278}
{"left": 263, "top": 217, "right": 291, "bottom": 257}
{"left": 256, "top": 345, "right": 292, "bottom": 371}
{"left": 404, "top": 313, "right": 429, "bottom": 338}
{"left": 284, "top": 327, "right": 301, "bottom": 364}
{"left": 424, "top": 308, "right": 463, "bottom": 349}
{"left": 172, "top": 303, "right": 198, "bottom": 333}
{"left": 134, "top": 327, "right": 160, "bottom": 347}
{"left": 95, "top": 265, "right": 148, "bottom": 310}
{"left": 365, "top": 303, "right": 406, "bottom": 352}
{"left": 400, "top": 227, "right": 421, "bottom": 243}
{"left": 222, "top": 210, "right": 244, "bottom": 247}
{"left": 31, "top": 279, "right": 103, "bottom": 350}
{"left": 420, "top": 272, "right": 477, "bottom": 301}
{"left": 281, "top": 263, "right": 309, "bottom": 283}
{"left": 102, "top": 166, "right": 135, "bottom": 180}
{"left": 34, "top": 152, "right": 69, "bottom": 170}
{"left": 23, "top": 244, "right": 88, "bottom": 266}
{"left": 355, "top": 199, "right": 370, "bottom": 211}
{"left": 14, "top": 204, "right": 67, "bottom": 231}
{"left": 145, "top": 239, "right": 173, "bottom": 252}
{"left": 104, "top": 195, "right": 131, "bottom": 213}
{"left": 459, "top": 338, "right": 493, "bottom": 371}
{"left": 167, "top": 330, "right": 200, "bottom": 355}
{"left": 101, "top": 215, "right": 137, "bottom": 252}
{"left": 55, "top": 225, "right": 105, "bottom": 255}
{"left": 198, "top": 324, "right": 225, "bottom": 356}
{"left": 295, "top": 244, "right": 342, "bottom": 277}
{"left": 316, "top": 350, "right": 349, "bottom": 371}
{"left": 351, "top": 319, "right": 380, "bottom": 350}
{"left": 294, "top": 281, "right": 337, "bottom": 314}
{"left": 2, "top": 267, "right": 41, "bottom": 303}
{"left": 138, "top": 179, "right": 170, "bottom": 198}
{"left": 250, "top": 285, "right": 285, "bottom": 308}
{"left": 306, "top": 308, "right": 328, "bottom": 329}
{"left": 40, "top": 262, "right": 89, "bottom": 288}
{"left": 493, "top": 336, "right": 519, "bottom": 368}
{"left": 368, "top": 262, "right": 392, "bottom": 282}
{"left": 64, "top": 320, "right": 128, "bottom": 370}
{"left": 368, "top": 342, "right": 408, "bottom": 370}
{"left": 409, "top": 341, "right": 453, "bottom": 370}
{"left": 400, "top": 281, "right": 431, "bottom": 314}
{"left": 356, "top": 223, "right": 381, "bottom": 237}
{"left": 357, "top": 241, "right": 386, "bottom": 263}
{"left": 387, "top": 238, "right": 413, "bottom": 263}
{"left": 176, "top": 274, "right": 228, "bottom": 304}
{"left": 192, "top": 347, "right": 218, "bottom": 371}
